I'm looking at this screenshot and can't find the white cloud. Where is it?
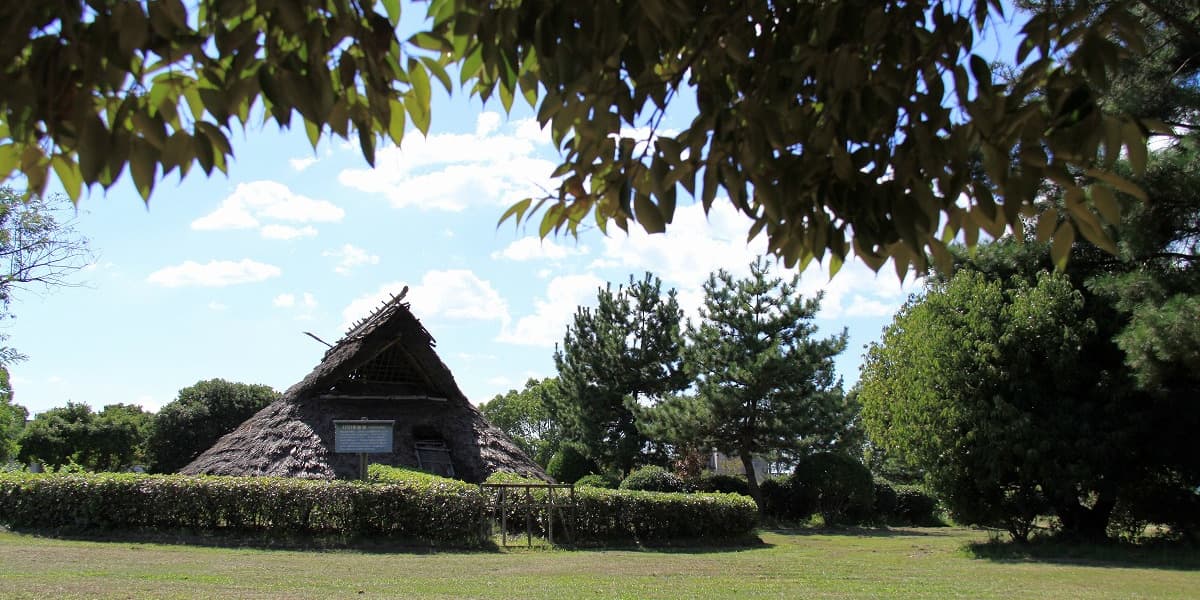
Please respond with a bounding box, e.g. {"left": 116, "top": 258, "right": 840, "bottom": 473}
{"left": 497, "top": 273, "right": 605, "bottom": 347}
{"left": 491, "top": 237, "right": 589, "bottom": 261}
{"left": 586, "top": 201, "right": 918, "bottom": 322}
{"left": 323, "top": 244, "right": 381, "bottom": 275}
{"left": 191, "top": 181, "right": 344, "bottom": 238}
{"left": 289, "top": 156, "right": 318, "bottom": 172}
{"left": 274, "top": 292, "right": 319, "bottom": 320}
{"left": 207, "top": 301, "right": 229, "bottom": 311}
{"left": 260, "top": 224, "right": 318, "bottom": 240}
{"left": 338, "top": 113, "right": 558, "bottom": 212}
{"left": 340, "top": 270, "right": 509, "bottom": 331}
{"left": 147, "top": 259, "right": 281, "bottom": 288}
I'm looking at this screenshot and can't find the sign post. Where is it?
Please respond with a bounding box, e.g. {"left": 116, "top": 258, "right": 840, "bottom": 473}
{"left": 333, "top": 419, "right": 395, "bottom": 480}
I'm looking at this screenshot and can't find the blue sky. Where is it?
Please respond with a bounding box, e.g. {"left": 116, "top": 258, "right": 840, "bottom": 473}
{"left": 5, "top": 5, "right": 1032, "bottom": 416}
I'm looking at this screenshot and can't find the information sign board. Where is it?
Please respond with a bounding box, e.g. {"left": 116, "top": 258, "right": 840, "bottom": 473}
{"left": 334, "top": 420, "right": 395, "bottom": 454}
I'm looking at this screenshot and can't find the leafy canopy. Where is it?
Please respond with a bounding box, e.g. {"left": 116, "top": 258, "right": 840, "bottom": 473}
{"left": 146, "top": 378, "right": 278, "bottom": 473}
{"left": 0, "top": 1, "right": 1170, "bottom": 275}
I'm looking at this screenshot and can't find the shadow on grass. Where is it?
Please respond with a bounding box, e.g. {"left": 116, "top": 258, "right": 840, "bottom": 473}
{"left": 966, "top": 537, "right": 1200, "bottom": 571}
{"left": 3, "top": 525, "right": 481, "bottom": 554}
{"left": 2, "top": 526, "right": 767, "bottom": 555}
{"left": 763, "top": 525, "right": 957, "bottom": 539}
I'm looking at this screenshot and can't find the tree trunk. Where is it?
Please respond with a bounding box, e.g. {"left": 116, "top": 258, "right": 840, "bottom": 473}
{"left": 741, "top": 452, "right": 765, "bottom": 515}
{"left": 1057, "top": 490, "right": 1117, "bottom": 541}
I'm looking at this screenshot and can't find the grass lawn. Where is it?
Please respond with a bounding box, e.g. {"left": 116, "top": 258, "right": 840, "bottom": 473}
{"left": 0, "top": 527, "right": 1196, "bottom": 599}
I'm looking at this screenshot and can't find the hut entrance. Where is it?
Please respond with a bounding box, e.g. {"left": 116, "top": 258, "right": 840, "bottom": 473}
{"left": 413, "top": 427, "right": 455, "bottom": 477}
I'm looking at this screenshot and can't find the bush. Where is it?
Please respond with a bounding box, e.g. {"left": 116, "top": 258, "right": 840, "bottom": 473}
{"left": 690, "top": 472, "right": 750, "bottom": 496}
{"left": 0, "top": 471, "right": 486, "bottom": 545}
{"left": 790, "top": 453, "right": 875, "bottom": 525}
{"left": 368, "top": 464, "right": 462, "bottom": 486}
{"left": 873, "top": 479, "right": 899, "bottom": 523}
{"left": 892, "top": 485, "right": 941, "bottom": 526}
{"left": 619, "top": 465, "right": 685, "bottom": 493}
{"left": 759, "top": 476, "right": 804, "bottom": 520}
{"left": 575, "top": 473, "right": 618, "bottom": 489}
{"left": 546, "top": 442, "right": 596, "bottom": 484}
{"left": 573, "top": 487, "right": 757, "bottom": 543}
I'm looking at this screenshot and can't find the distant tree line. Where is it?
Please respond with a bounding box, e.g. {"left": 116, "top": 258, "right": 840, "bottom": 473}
{"left": 2, "top": 379, "right": 277, "bottom": 473}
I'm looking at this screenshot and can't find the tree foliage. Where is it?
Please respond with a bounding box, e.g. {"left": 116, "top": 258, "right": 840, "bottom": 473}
{"left": 478, "top": 377, "right": 561, "bottom": 467}
{"left": 553, "top": 273, "right": 687, "bottom": 475}
{"left": 0, "top": 367, "right": 27, "bottom": 464}
{"left": 0, "top": 187, "right": 92, "bottom": 365}
{"left": 642, "top": 259, "right": 849, "bottom": 511}
{"left": 146, "top": 378, "right": 278, "bottom": 473}
{"left": 1, "top": 1, "right": 1175, "bottom": 275}
{"left": 16, "top": 401, "right": 152, "bottom": 471}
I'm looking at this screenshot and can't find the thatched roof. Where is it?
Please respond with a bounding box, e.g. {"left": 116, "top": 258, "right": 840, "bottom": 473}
{"left": 181, "top": 291, "right": 548, "bottom": 482}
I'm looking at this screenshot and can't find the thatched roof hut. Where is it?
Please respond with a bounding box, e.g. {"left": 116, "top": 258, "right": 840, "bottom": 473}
{"left": 181, "top": 291, "right": 547, "bottom": 482}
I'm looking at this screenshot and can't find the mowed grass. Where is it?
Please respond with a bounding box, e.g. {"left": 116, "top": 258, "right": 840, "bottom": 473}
{"left": 1, "top": 527, "right": 1196, "bottom": 599}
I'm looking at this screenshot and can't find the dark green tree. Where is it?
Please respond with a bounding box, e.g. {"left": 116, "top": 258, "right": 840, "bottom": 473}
{"left": 479, "top": 377, "right": 562, "bottom": 467}
{"left": 1, "top": 2, "right": 1169, "bottom": 274}
{"left": 92, "top": 403, "right": 154, "bottom": 470}
{"left": 17, "top": 401, "right": 96, "bottom": 469}
{"left": 643, "top": 259, "right": 849, "bottom": 511}
{"left": 147, "top": 379, "right": 278, "bottom": 473}
{"left": 15, "top": 401, "right": 152, "bottom": 471}
{"left": 553, "top": 273, "right": 687, "bottom": 475}
{"left": 0, "top": 366, "right": 27, "bottom": 464}
{"left": 858, "top": 269, "right": 1123, "bottom": 541}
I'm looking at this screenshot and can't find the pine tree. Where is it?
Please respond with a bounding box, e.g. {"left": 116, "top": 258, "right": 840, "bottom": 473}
{"left": 553, "top": 273, "right": 687, "bottom": 476}
{"left": 644, "top": 259, "right": 849, "bottom": 511}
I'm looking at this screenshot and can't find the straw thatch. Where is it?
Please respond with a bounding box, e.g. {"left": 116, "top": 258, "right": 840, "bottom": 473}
{"left": 181, "top": 292, "right": 548, "bottom": 483}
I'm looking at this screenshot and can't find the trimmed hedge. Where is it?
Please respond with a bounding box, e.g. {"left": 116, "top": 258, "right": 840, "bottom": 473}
{"left": 892, "top": 484, "right": 940, "bottom": 526}
{"left": 483, "top": 471, "right": 757, "bottom": 543}
{"left": 545, "top": 443, "right": 596, "bottom": 484}
{"left": 690, "top": 472, "right": 750, "bottom": 496}
{"left": 791, "top": 453, "right": 875, "bottom": 525}
{"left": 619, "top": 465, "right": 686, "bottom": 493}
{"left": 0, "top": 471, "right": 485, "bottom": 545}
{"left": 575, "top": 473, "right": 618, "bottom": 489}
{"left": 575, "top": 487, "right": 757, "bottom": 543}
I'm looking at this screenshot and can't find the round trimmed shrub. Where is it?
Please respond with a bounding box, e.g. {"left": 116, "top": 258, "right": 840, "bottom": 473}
{"left": 619, "top": 465, "right": 685, "bottom": 493}
{"left": 759, "top": 476, "right": 805, "bottom": 519}
{"left": 791, "top": 452, "right": 875, "bottom": 525}
{"left": 893, "top": 485, "right": 940, "bottom": 526}
{"left": 691, "top": 472, "right": 750, "bottom": 496}
{"left": 575, "top": 473, "right": 618, "bottom": 489}
{"left": 546, "top": 442, "right": 597, "bottom": 484}
{"left": 873, "top": 478, "right": 899, "bottom": 523}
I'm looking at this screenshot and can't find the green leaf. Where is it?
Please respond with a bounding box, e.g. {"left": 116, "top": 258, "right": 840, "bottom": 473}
{"left": 1035, "top": 207, "right": 1058, "bottom": 243}
{"left": 51, "top": 155, "right": 83, "bottom": 200}
{"left": 634, "top": 193, "right": 664, "bottom": 234}
{"left": 0, "top": 145, "right": 18, "bottom": 178}
{"left": 304, "top": 119, "right": 321, "bottom": 150}
{"left": 498, "top": 197, "right": 533, "bottom": 229}
{"left": 387, "top": 99, "right": 407, "bottom": 144}
{"left": 1089, "top": 185, "right": 1120, "bottom": 224}
{"left": 1123, "top": 121, "right": 1147, "bottom": 174}
{"left": 404, "top": 93, "right": 431, "bottom": 135}
{"left": 129, "top": 138, "right": 157, "bottom": 201}
{"left": 409, "top": 60, "right": 432, "bottom": 112}
{"left": 1050, "top": 222, "right": 1075, "bottom": 270}
{"left": 382, "top": 0, "right": 401, "bottom": 26}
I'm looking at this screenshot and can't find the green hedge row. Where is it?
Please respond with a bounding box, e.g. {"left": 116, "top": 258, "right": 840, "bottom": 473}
{"left": 482, "top": 472, "right": 757, "bottom": 543}
{"left": 0, "top": 471, "right": 485, "bottom": 545}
